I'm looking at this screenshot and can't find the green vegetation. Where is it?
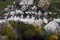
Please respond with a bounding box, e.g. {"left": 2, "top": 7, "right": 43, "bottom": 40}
{"left": 0, "top": 0, "right": 60, "bottom": 16}
{"left": 9, "top": 21, "right": 40, "bottom": 36}
{"left": 0, "top": 0, "right": 60, "bottom": 40}
{"left": 34, "top": 0, "right": 60, "bottom": 14}
{"left": 9, "top": 21, "right": 52, "bottom": 40}
{"left": 0, "top": 0, "right": 14, "bottom": 16}
{"left": 49, "top": 0, "right": 60, "bottom": 14}
{"left": 33, "top": 0, "right": 39, "bottom": 4}
{"left": 0, "top": 20, "right": 59, "bottom": 40}
{"left": 1, "top": 24, "right": 17, "bottom": 40}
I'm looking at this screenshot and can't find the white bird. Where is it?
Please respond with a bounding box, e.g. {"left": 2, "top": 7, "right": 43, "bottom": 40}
{"left": 26, "top": 15, "right": 29, "bottom": 19}
{"left": 15, "top": 9, "right": 24, "bottom": 14}
{"left": 10, "top": 11, "right": 15, "bottom": 16}
{"left": 43, "top": 17, "right": 48, "bottom": 24}
{"left": 20, "top": 15, "right": 23, "bottom": 18}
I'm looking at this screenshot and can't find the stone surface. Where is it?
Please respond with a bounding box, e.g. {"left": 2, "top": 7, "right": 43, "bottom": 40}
{"left": 19, "top": 0, "right": 33, "bottom": 5}
{"left": 38, "top": 0, "right": 50, "bottom": 11}
{"left": 1, "top": 36, "right": 8, "bottom": 40}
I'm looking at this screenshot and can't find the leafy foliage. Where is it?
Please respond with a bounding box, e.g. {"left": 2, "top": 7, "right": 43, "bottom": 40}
{"left": 0, "top": 0, "right": 14, "bottom": 16}
{"left": 9, "top": 21, "right": 44, "bottom": 36}
{"left": 34, "top": 0, "right": 39, "bottom": 4}
{"left": 9, "top": 21, "right": 52, "bottom": 39}
{"left": 1, "top": 24, "right": 17, "bottom": 40}
{"left": 49, "top": 35, "right": 58, "bottom": 40}
{"left": 49, "top": 0, "right": 60, "bottom": 14}
{"left": 5, "top": 25, "right": 12, "bottom": 37}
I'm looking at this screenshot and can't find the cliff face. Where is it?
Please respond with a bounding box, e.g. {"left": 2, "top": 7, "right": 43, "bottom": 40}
{"left": 38, "top": 0, "right": 50, "bottom": 11}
